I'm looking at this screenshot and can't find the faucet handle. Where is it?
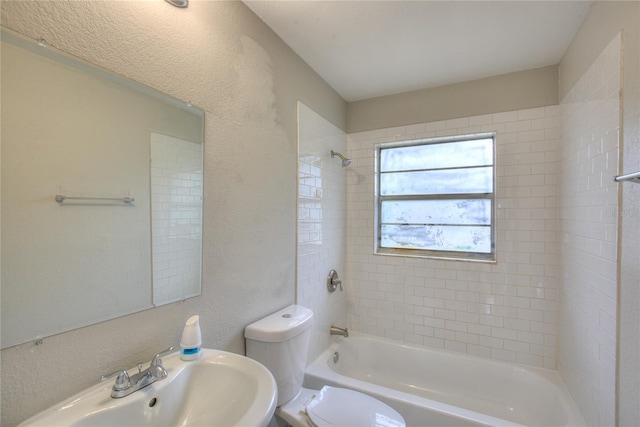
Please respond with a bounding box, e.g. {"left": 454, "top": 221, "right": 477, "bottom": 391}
{"left": 100, "top": 369, "right": 131, "bottom": 391}
{"left": 114, "top": 371, "right": 131, "bottom": 391}
{"left": 100, "top": 368, "right": 127, "bottom": 381}
{"left": 150, "top": 346, "right": 173, "bottom": 380}
{"left": 150, "top": 346, "right": 174, "bottom": 367}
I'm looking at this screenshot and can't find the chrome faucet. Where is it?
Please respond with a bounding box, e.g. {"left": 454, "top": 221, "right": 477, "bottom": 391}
{"left": 101, "top": 346, "right": 173, "bottom": 398}
{"left": 330, "top": 325, "right": 349, "bottom": 337}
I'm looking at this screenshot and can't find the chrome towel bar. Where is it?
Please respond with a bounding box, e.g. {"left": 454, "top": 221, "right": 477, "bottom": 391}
{"left": 55, "top": 195, "right": 135, "bottom": 204}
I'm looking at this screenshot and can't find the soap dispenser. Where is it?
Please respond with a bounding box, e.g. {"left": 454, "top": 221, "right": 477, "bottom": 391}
{"left": 180, "top": 315, "right": 202, "bottom": 361}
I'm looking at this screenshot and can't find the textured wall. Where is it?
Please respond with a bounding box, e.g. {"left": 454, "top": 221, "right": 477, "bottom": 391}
{"left": 0, "top": 1, "right": 345, "bottom": 426}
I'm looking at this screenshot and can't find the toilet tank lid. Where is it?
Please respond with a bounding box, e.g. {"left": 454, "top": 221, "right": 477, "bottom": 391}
{"left": 244, "top": 305, "right": 314, "bottom": 342}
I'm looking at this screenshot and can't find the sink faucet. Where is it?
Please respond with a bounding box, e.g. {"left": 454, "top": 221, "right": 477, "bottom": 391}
{"left": 330, "top": 325, "right": 349, "bottom": 337}
{"left": 101, "top": 346, "right": 173, "bottom": 398}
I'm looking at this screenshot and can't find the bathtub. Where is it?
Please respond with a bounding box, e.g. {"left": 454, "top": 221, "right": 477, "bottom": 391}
{"left": 304, "top": 333, "right": 586, "bottom": 427}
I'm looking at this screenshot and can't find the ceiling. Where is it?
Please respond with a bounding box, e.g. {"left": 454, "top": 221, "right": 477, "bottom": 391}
{"left": 244, "top": 1, "right": 592, "bottom": 102}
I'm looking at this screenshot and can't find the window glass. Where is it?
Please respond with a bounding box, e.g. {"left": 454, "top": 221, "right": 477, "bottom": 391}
{"left": 380, "top": 167, "right": 493, "bottom": 195}
{"left": 381, "top": 199, "right": 491, "bottom": 225}
{"left": 380, "top": 138, "right": 493, "bottom": 171}
{"left": 376, "top": 134, "right": 495, "bottom": 261}
{"left": 380, "top": 225, "right": 492, "bottom": 253}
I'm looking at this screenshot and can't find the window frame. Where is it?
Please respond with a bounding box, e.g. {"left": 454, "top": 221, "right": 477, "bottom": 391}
{"left": 374, "top": 133, "right": 496, "bottom": 262}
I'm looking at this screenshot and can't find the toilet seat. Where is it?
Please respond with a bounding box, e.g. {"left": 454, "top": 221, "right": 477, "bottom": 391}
{"left": 303, "top": 386, "right": 405, "bottom": 427}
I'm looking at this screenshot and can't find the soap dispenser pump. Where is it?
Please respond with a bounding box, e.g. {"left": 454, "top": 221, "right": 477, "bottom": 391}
{"left": 180, "top": 315, "right": 202, "bottom": 361}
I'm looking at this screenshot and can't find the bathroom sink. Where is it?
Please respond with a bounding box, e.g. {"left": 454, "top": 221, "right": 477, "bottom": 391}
{"left": 18, "top": 349, "right": 277, "bottom": 427}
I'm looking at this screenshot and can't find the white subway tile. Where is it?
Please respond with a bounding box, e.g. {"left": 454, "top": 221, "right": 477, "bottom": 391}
{"left": 557, "top": 34, "right": 620, "bottom": 427}
{"left": 344, "top": 103, "right": 565, "bottom": 368}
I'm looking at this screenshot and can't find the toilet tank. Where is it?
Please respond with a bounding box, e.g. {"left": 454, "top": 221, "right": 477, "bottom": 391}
{"left": 245, "top": 305, "right": 314, "bottom": 406}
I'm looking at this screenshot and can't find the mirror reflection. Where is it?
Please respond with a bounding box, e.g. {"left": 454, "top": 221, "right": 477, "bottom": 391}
{"left": 1, "top": 30, "right": 204, "bottom": 349}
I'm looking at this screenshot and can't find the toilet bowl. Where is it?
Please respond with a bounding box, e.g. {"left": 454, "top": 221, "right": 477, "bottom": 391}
{"left": 244, "top": 305, "right": 405, "bottom": 427}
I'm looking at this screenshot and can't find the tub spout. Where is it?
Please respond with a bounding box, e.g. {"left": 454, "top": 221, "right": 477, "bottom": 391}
{"left": 330, "top": 325, "right": 349, "bottom": 337}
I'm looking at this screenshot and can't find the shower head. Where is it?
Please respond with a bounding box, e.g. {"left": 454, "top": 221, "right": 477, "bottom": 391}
{"left": 331, "top": 150, "right": 352, "bottom": 167}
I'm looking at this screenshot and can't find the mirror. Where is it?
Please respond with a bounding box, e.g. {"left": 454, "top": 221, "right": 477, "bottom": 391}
{"left": 1, "top": 30, "right": 204, "bottom": 349}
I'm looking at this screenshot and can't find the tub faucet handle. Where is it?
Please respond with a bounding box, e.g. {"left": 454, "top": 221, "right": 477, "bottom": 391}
{"left": 327, "top": 269, "right": 343, "bottom": 293}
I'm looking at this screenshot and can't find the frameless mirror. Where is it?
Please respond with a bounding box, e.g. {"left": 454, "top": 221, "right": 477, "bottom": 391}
{"left": 1, "top": 30, "right": 204, "bottom": 349}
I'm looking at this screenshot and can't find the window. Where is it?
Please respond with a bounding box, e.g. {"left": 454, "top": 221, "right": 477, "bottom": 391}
{"left": 375, "top": 133, "right": 495, "bottom": 262}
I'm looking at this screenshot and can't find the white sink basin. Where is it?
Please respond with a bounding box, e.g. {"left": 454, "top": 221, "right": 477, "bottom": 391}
{"left": 19, "top": 349, "right": 277, "bottom": 427}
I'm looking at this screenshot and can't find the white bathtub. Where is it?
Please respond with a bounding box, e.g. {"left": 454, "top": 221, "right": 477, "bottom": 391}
{"left": 304, "top": 333, "right": 586, "bottom": 427}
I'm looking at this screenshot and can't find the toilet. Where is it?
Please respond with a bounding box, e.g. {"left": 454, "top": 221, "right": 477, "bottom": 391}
{"left": 245, "top": 305, "right": 405, "bottom": 427}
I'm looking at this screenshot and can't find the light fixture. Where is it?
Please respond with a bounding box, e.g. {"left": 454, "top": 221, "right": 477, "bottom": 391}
{"left": 165, "top": 0, "right": 188, "bottom": 8}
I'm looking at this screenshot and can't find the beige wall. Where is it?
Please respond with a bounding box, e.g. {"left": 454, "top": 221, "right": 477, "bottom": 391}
{"left": 0, "top": 1, "right": 345, "bottom": 426}
{"left": 347, "top": 65, "right": 558, "bottom": 133}
{"left": 559, "top": 2, "right": 640, "bottom": 425}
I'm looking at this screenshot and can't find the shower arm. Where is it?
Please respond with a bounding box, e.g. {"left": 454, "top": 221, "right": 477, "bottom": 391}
{"left": 331, "top": 150, "right": 351, "bottom": 167}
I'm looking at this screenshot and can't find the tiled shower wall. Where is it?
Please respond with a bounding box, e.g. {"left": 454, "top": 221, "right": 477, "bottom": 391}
{"left": 558, "top": 34, "right": 621, "bottom": 426}
{"left": 150, "top": 132, "right": 203, "bottom": 306}
{"left": 347, "top": 106, "right": 560, "bottom": 369}
{"left": 297, "top": 103, "right": 348, "bottom": 361}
